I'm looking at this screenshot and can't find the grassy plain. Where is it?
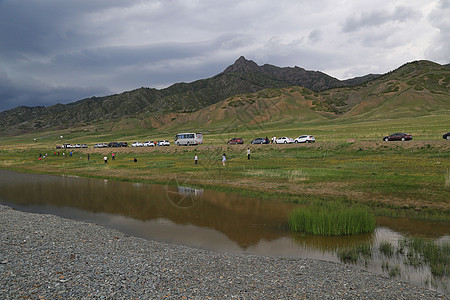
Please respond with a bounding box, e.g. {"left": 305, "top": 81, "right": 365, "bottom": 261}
{"left": 0, "top": 115, "right": 449, "bottom": 222}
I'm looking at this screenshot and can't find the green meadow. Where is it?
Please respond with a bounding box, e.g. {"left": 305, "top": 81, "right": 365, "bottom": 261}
{"left": 0, "top": 114, "right": 448, "bottom": 222}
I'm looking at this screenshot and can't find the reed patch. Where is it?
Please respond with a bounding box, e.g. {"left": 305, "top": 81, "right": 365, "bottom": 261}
{"left": 288, "top": 203, "right": 376, "bottom": 236}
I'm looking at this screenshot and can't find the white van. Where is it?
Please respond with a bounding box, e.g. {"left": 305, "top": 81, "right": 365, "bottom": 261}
{"left": 174, "top": 133, "right": 203, "bottom": 146}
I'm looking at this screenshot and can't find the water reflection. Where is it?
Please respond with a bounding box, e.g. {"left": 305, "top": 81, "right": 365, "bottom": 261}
{"left": 0, "top": 169, "right": 448, "bottom": 294}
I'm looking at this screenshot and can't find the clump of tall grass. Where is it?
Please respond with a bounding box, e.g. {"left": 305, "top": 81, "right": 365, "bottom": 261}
{"left": 288, "top": 203, "right": 376, "bottom": 236}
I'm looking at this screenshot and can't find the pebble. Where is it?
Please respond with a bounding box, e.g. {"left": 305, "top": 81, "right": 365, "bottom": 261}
{"left": 0, "top": 204, "right": 447, "bottom": 299}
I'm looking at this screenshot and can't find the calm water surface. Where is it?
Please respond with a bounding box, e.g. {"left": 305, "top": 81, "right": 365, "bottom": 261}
{"left": 0, "top": 170, "right": 448, "bottom": 294}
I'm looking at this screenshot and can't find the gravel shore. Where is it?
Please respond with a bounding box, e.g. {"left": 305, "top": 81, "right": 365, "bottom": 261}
{"left": 0, "top": 204, "right": 446, "bottom": 299}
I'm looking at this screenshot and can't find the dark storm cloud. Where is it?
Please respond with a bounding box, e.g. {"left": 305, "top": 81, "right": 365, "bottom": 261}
{"left": 0, "top": 77, "right": 111, "bottom": 112}
{"left": 0, "top": 1, "right": 127, "bottom": 57}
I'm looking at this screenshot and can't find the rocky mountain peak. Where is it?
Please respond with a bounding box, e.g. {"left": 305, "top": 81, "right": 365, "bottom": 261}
{"left": 223, "top": 56, "right": 262, "bottom": 73}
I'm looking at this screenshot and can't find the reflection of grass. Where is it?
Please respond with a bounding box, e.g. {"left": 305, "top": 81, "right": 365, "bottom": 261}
{"left": 337, "top": 244, "right": 372, "bottom": 264}
{"left": 379, "top": 237, "right": 450, "bottom": 278}
{"left": 379, "top": 241, "right": 394, "bottom": 258}
{"left": 288, "top": 203, "right": 376, "bottom": 236}
{"left": 389, "top": 265, "right": 401, "bottom": 278}
{"left": 402, "top": 237, "right": 450, "bottom": 277}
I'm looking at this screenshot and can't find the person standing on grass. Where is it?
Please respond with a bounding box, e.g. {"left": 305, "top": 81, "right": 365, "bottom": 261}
{"left": 247, "top": 148, "right": 251, "bottom": 160}
{"left": 87, "top": 153, "right": 90, "bottom": 161}
{"left": 104, "top": 156, "right": 108, "bottom": 164}
{"left": 112, "top": 153, "right": 115, "bottom": 160}
{"left": 222, "top": 153, "right": 226, "bottom": 166}
{"left": 194, "top": 154, "right": 198, "bottom": 165}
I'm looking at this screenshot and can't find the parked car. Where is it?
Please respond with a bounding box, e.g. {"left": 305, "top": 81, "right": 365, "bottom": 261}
{"left": 227, "top": 138, "right": 244, "bottom": 145}
{"left": 443, "top": 132, "right": 450, "bottom": 140}
{"left": 294, "top": 135, "right": 315, "bottom": 143}
{"left": 118, "top": 142, "right": 128, "bottom": 147}
{"left": 81, "top": 144, "right": 88, "bottom": 148}
{"left": 251, "top": 137, "right": 270, "bottom": 144}
{"left": 143, "top": 141, "right": 155, "bottom": 147}
{"left": 107, "top": 142, "right": 119, "bottom": 147}
{"left": 132, "top": 141, "right": 143, "bottom": 147}
{"left": 275, "top": 137, "right": 294, "bottom": 144}
{"left": 383, "top": 133, "right": 412, "bottom": 141}
{"left": 157, "top": 140, "right": 170, "bottom": 146}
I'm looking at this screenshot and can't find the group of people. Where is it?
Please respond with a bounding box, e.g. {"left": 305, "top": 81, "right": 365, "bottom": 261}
{"left": 194, "top": 147, "right": 251, "bottom": 167}
{"left": 103, "top": 152, "right": 117, "bottom": 163}
{"left": 101, "top": 153, "right": 137, "bottom": 164}
{"left": 39, "top": 151, "right": 74, "bottom": 160}
{"left": 44, "top": 148, "right": 252, "bottom": 167}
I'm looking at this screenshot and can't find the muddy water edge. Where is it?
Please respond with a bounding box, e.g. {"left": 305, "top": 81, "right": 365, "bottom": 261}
{"left": 0, "top": 169, "right": 448, "bottom": 294}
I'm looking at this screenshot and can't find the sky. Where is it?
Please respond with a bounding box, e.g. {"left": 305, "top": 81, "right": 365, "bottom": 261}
{"left": 0, "top": 0, "right": 449, "bottom": 112}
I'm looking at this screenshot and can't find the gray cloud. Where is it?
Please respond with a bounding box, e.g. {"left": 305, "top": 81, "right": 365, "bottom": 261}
{"left": 342, "top": 6, "right": 421, "bottom": 32}
{"left": 0, "top": 0, "right": 447, "bottom": 112}
{"left": 426, "top": 0, "right": 450, "bottom": 63}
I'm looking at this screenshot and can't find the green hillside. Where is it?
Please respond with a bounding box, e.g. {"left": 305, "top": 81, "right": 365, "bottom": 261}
{"left": 0, "top": 57, "right": 349, "bottom": 135}
{"left": 320, "top": 60, "right": 450, "bottom": 121}
{"left": 152, "top": 61, "right": 449, "bottom": 135}
{"left": 0, "top": 59, "right": 448, "bottom": 144}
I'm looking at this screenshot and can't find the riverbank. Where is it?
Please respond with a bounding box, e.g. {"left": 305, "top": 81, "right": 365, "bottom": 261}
{"left": 1, "top": 140, "right": 449, "bottom": 221}
{"left": 0, "top": 204, "right": 447, "bottom": 299}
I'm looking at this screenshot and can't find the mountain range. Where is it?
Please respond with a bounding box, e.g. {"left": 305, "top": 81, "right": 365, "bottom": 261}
{"left": 0, "top": 57, "right": 448, "bottom": 135}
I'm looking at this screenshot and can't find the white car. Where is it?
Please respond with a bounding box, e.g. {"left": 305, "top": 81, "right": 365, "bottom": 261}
{"left": 294, "top": 135, "right": 315, "bottom": 143}
{"left": 275, "top": 137, "right": 294, "bottom": 144}
{"left": 95, "top": 143, "right": 107, "bottom": 148}
{"left": 143, "top": 141, "right": 155, "bottom": 147}
{"left": 157, "top": 140, "right": 170, "bottom": 146}
{"left": 132, "top": 141, "right": 143, "bottom": 147}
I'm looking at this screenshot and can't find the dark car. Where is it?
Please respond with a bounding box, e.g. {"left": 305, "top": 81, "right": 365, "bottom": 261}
{"left": 443, "top": 132, "right": 450, "bottom": 140}
{"left": 118, "top": 142, "right": 128, "bottom": 147}
{"left": 383, "top": 133, "right": 412, "bottom": 141}
{"left": 251, "top": 137, "right": 269, "bottom": 144}
{"left": 108, "top": 142, "right": 119, "bottom": 147}
{"left": 227, "top": 138, "right": 244, "bottom": 145}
